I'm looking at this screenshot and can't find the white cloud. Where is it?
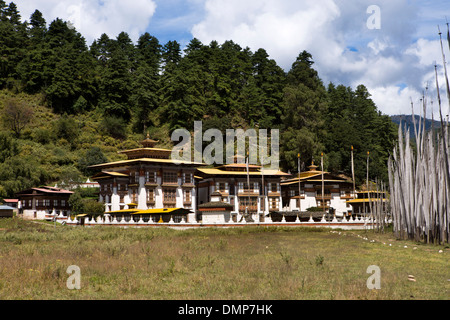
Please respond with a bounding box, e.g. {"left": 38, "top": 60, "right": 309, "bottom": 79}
{"left": 16, "top": 0, "right": 157, "bottom": 44}
{"left": 191, "top": 0, "right": 450, "bottom": 116}
{"left": 405, "top": 38, "right": 443, "bottom": 67}
{"left": 192, "top": 0, "right": 341, "bottom": 70}
{"left": 369, "top": 85, "right": 418, "bottom": 116}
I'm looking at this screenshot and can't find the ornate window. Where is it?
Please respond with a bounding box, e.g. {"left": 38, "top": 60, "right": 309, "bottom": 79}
{"left": 270, "top": 183, "right": 279, "bottom": 193}
{"left": 269, "top": 197, "right": 279, "bottom": 210}
{"left": 163, "top": 172, "right": 178, "bottom": 184}
{"left": 183, "top": 173, "right": 193, "bottom": 184}
{"left": 163, "top": 188, "right": 177, "bottom": 206}
{"left": 184, "top": 189, "right": 191, "bottom": 204}
{"left": 131, "top": 190, "right": 137, "bottom": 203}
{"left": 130, "top": 171, "right": 139, "bottom": 184}
{"left": 146, "top": 171, "right": 157, "bottom": 184}
{"left": 147, "top": 188, "right": 155, "bottom": 204}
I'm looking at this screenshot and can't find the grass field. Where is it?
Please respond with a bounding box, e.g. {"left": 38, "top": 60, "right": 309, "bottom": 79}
{"left": 0, "top": 218, "right": 448, "bottom": 300}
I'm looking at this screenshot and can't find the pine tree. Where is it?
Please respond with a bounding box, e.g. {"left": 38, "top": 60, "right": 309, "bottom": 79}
{"left": 0, "top": 1, "right": 28, "bottom": 88}
{"left": 42, "top": 18, "right": 93, "bottom": 113}
{"left": 162, "top": 40, "right": 181, "bottom": 67}
{"left": 159, "top": 38, "right": 208, "bottom": 131}
{"left": 137, "top": 32, "right": 162, "bottom": 72}
{"left": 29, "top": 9, "right": 47, "bottom": 44}
{"left": 46, "top": 58, "right": 79, "bottom": 113}
{"left": 90, "top": 33, "right": 114, "bottom": 65}
{"left": 325, "top": 83, "right": 397, "bottom": 184}
{"left": 130, "top": 33, "right": 162, "bottom": 132}
{"left": 249, "top": 48, "right": 285, "bottom": 127}
{"left": 115, "top": 31, "right": 136, "bottom": 70}
{"left": 281, "top": 51, "right": 327, "bottom": 170}
{"left": 99, "top": 46, "right": 132, "bottom": 120}
{"left": 130, "top": 62, "right": 160, "bottom": 131}
{"left": 0, "top": 0, "right": 7, "bottom": 22}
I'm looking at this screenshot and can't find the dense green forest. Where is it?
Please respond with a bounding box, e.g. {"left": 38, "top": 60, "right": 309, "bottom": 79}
{"left": 0, "top": 2, "right": 397, "bottom": 198}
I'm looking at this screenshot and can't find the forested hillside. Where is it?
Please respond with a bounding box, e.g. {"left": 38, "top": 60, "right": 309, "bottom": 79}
{"left": 0, "top": 2, "right": 397, "bottom": 198}
{"left": 391, "top": 115, "right": 442, "bottom": 138}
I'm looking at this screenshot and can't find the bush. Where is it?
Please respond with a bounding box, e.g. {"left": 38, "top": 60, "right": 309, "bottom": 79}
{"left": 315, "top": 254, "right": 324, "bottom": 266}
{"left": 83, "top": 199, "right": 104, "bottom": 216}
{"left": 54, "top": 115, "right": 79, "bottom": 149}
{"left": 77, "top": 187, "right": 99, "bottom": 199}
{"left": 100, "top": 116, "right": 128, "bottom": 140}
{"left": 77, "top": 146, "right": 107, "bottom": 176}
{"left": 73, "top": 95, "right": 88, "bottom": 112}
{"left": 32, "top": 128, "right": 55, "bottom": 144}
{"left": 306, "top": 207, "right": 324, "bottom": 212}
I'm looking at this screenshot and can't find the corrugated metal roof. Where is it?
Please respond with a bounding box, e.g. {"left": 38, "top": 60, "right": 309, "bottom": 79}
{"left": 15, "top": 186, "right": 73, "bottom": 195}
{"left": 33, "top": 187, "right": 73, "bottom": 194}
{"left": 0, "top": 205, "right": 15, "bottom": 210}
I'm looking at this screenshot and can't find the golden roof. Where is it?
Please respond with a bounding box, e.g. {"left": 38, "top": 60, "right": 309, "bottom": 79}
{"left": 346, "top": 198, "right": 387, "bottom": 204}
{"left": 141, "top": 133, "right": 159, "bottom": 148}
{"left": 196, "top": 167, "right": 289, "bottom": 176}
{"left": 115, "top": 133, "right": 173, "bottom": 160}
{"left": 91, "top": 171, "right": 129, "bottom": 180}
{"left": 107, "top": 209, "right": 141, "bottom": 216}
{"left": 89, "top": 158, "right": 205, "bottom": 169}
{"left": 119, "top": 147, "right": 172, "bottom": 153}
{"left": 107, "top": 208, "right": 191, "bottom": 215}
{"left": 133, "top": 208, "right": 192, "bottom": 215}
{"left": 281, "top": 161, "right": 352, "bottom": 185}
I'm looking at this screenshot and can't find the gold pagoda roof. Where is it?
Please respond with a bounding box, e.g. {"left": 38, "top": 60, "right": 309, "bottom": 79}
{"left": 196, "top": 167, "right": 290, "bottom": 177}
{"left": 281, "top": 161, "right": 353, "bottom": 186}
{"left": 89, "top": 157, "right": 205, "bottom": 170}
{"left": 117, "top": 133, "right": 172, "bottom": 160}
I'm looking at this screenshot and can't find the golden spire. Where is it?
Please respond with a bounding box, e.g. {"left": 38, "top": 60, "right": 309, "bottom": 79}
{"left": 141, "top": 133, "right": 159, "bottom": 148}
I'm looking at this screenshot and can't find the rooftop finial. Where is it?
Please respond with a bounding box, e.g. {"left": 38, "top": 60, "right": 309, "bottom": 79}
{"left": 308, "top": 160, "right": 318, "bottom": 172}
{"left": 141, "top": 133, "right": 158, "bottom": 148}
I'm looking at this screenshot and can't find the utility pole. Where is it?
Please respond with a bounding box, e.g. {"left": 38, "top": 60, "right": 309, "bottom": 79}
{"left": 321, "top": 153, "right": 325, "bottom": 215}
{"left": 298, "top": 153, "right": 301, "bottom": 213}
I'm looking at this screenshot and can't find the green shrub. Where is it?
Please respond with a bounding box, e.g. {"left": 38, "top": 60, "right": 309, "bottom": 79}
{"left": 315, "top": 254, "right": 324, "bottom": 266}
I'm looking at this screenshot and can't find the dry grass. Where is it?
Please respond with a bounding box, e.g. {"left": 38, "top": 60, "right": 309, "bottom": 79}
{"left": 0, "top": 218, "right": 448, "bottom": 300}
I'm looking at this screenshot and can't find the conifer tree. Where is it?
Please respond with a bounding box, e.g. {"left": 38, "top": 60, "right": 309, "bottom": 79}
{"left": 0, "top": 1, "right": 28, "bottom": 88}
{"left": 28, "top": 9, "right": 46, "bottom": 43}
{"left": 99, "top": 45, "right": 132, "bottom": 120}
{"left": 281, "top": 51, "right": 327, "bottom": 170}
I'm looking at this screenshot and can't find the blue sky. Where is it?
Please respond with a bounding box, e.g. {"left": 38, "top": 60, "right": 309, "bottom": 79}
{"left": 15, "top": 0, "right": 450, "bottom": 118}
{"left": 149, "top": 0, "right": 205, "bottom": 46}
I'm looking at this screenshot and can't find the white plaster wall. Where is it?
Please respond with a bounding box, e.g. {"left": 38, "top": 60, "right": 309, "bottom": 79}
{"left": 304, "top": 192, "right": 318, "bottom": 210}
{"left": 22, "top": 209, "right": 46, "bottom": 220}
{"left": 155, "top": 186, "right": 163, "bottom": 209}
{"left": 288, "top": 198, "right": 297, "bottom": 211}
{"left": 330, "top": 194, "right": 348, "bottom": 217}
{"left": 201, "top": 211, "right": 230, "bottom": 224}
{"left": 176, "top": 187, "right": 183, "bottom": 208}
{"left": 124, "top": 194, "right": 131, "bottom": 207}
{"left": 111, "top": 186, "right": 120, "bottom": 211}
{"left": 138, "top": 176, "right": 147, "bottom": 210}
